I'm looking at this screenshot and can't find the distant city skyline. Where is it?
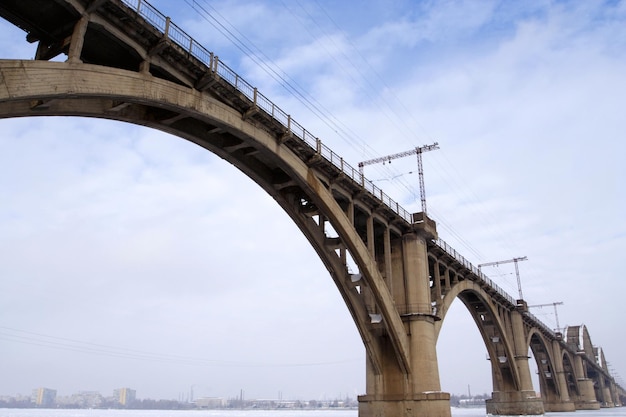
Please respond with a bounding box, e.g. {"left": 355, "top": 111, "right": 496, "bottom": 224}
{"left": 0, "top": 386, "right": 361, "bottom": 410}
{"left": 1, "top": 0, "right": 625, "bottom": 402}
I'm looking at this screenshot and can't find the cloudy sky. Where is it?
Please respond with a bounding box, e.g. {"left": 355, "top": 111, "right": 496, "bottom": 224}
{"left": 1, "top": 0, "right": 625, "bottom": 402}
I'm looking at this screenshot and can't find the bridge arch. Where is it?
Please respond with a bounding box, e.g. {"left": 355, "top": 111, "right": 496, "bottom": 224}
{"left": 2, "top": 2, "right": 623, "bottom": 414}
{"left": 526, "top": 328, "right": 561, "bottom": 408}
{"left": 2, "top": 57, "right": 462, "bottom": 417}
{"left": 561, "top": 350, "right": 580, "bottom": 398}
{"left": 0, "top": 59, "right": 415, "bottom": 379}
{"left": 435, "top": 280, "right": 522, "bottom": 393}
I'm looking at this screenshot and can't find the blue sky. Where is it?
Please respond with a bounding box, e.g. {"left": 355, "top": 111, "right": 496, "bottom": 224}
{"left": 1, "top": 0, "right": 625, "bottom": 402}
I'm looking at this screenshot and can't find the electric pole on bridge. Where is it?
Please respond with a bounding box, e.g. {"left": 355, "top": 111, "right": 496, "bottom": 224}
{"left": 528, "top": 302, "right": 564, "bottom": 333}
{"left": 478, "top": 256, "right": 528, "bottom": 300}
{"left": 358, "top": 142, "right": 439, "bottom": 215}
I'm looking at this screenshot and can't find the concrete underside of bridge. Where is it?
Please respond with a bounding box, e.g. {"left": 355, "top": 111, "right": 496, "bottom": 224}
{"left": 0, "top": 0, "right": 624, "bottom": 411}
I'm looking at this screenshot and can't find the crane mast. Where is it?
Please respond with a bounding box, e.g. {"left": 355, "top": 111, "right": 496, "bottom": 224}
{"left": 528, "top": 302, "right": 564, "bottom": 333}
{"left": 478, "top": 256, "right": 528, "bottom": 300}
{"left": 358, "top": 142, "right": 439, "bottom": 215}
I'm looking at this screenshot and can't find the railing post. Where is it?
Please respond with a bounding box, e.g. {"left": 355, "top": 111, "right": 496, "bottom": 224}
{"left": 135, "top": 0, "right": 141, "bottom": 13}
{"left": 253, "top": 88, "right": 258, "bottom": 106}
{"left": 316, "top": 138, "right": 321, "bottom": 154}
{"left": 164, "top": 17, "right": 171, "bottom": 39}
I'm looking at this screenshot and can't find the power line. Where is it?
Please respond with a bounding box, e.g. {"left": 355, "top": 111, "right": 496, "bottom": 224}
{"left": 0, "top": 326, "right": 359, "bottom": 368}
{"left": 185, "top": 0, "right": 382, "bottom": 162}
{"left": 181, "top": 1, "right": 514, "bottom": 272}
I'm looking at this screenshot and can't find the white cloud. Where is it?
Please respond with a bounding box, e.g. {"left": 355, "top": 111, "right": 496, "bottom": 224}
{"left": 1, "top": 0, "right": 625, "bottom": 401}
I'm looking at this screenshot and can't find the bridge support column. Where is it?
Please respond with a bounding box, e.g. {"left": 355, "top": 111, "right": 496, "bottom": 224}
{"left": 610, "top": 381, "right": 623, "bottom": 407}
{"left": 544, "top": 340, "right": 576, "bottom": 412}
{"left": 68, "top": 16, "right": 89, "bottom": 64}
{"left": 601, "top": 385, "right": 615, "bottom": 408}
{"left": 486, "top": 308, "right": 544, "bottom": 416}
{"left": 359, "top": 392, "right": 450, "bottom": 417}
{"left": 569, "top": 352, "right": 599, "bottom": 410}
{"left": 574, "top": 378, "right": 600, "bottom": 410}
{"left": 359, "top": 230, "right": 450, "bottom": 417}
{"left": 487, "top": 391, "right": 545, "bottom": 416}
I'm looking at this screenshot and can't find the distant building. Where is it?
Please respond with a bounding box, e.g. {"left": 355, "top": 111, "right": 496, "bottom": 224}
{"left": 32, "top": 387, "right": 56, "bottom": 407}
{"left": 113, "top": 388, "right": 136, "bottom": 406}
{"left": 459, "top": 397, "right": 486, "bottom": 408}
{"left": 194, "top": 397, "right": 226, "bottom": 408}
{"left": 64, "top": 391, "right": 104, "bottom": 408}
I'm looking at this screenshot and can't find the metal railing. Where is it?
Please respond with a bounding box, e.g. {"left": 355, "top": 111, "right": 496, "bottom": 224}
{"left": 118, "top": 0, "right": 535, "bottom": 319}
{"left": 433, "top": 237, "right": 558, "bottom": 339}
{"left": 433, "top": 238, "right": 517, "bottom": 306}
{"left": 111, "top": 4, "right": 626, "bottom": 381}
{"left": 119, "top": 0, "right": 415, "bottom": 224}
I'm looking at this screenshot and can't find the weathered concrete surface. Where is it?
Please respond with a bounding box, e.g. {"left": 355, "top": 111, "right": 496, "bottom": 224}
{"left": 1, "top": 0, "right": 625, "bottom": 412}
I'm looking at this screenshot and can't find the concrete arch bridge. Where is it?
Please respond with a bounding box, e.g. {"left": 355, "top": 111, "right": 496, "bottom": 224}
{"left": 0, "top": 1, "right": 623, "bottom": 415}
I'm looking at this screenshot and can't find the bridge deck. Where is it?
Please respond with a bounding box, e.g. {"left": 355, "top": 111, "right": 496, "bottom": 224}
{"left": 0, "top": 0, "right": 621, "bottom": 396}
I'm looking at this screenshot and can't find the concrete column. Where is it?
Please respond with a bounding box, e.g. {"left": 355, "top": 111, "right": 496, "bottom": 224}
{"left": 347, "top": 199, "right": 354, "bottom": 224}
{"left": 510, "top": 311, "right": 535, "bottom": 393}
{"left": 360, "top": 231, "right": 450, "bottom": 417}
{"left": 366, "top": 215, "right": 374, "bottom": 257}
{"left": 610, "top": 381, "right": 622, "bottom": 406}
{"left": 572, "top": 354, "right": 600, "bottom": 410}
{"left": 383, "top": 227, "right": 392, "bottom": 292}
{"left": 139, "top": 59, "right": 151, "bottom": 74}
{"left": 403, "top": 233, "right": 431, "bottom": 310}
{"left": 68, "top": 16, "right": 89, "bottom": 63}
{"left": 390, "top": 236, "right": 404, "bottom": 306}
{"left": 546, "top": 340, "right": 576, "bottom": 412}
{"left": 433, "top": 260, "right": 442, "bottom": 312}
{"left": 444, "top": 267, "right": 451, "bottom": 291}
{"left": 402, "top": 233, "right": 440, "bottom": 392}
{"left": 602, "top": 385, "right": 615, "bottom": 407}
{"left": 486, "top": 310, "right": 544, "bottom": 415}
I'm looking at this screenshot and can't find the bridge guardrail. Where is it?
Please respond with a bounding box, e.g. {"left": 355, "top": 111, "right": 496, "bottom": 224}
{"left": 112, "top": 3, "right": 626, "bottom": 386}
{"left": 433, "top": 238, "right": 558, "bottom": 338}
{"left": 119, "top": 0, "right": 415, "bottom": 225}
{"left": 432, "top": 238, "right": 517, "bottom": 306}
{"left": 120, "top": 0, "right": 536, "bottom": 319}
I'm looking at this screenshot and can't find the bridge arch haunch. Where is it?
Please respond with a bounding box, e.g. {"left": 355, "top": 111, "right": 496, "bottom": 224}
{"left": 436, "top": 283, "right": 521, "bottom": 393}
{"left": 432, "top": 275, "right": 545, "bottom": 415}
{"left": 2, "top": 1, "right": 625, "bottom": 414}
{"left": 526, "top": 329, "right": 577, "bottom": 412}
{"left": 2, "top": 59, "right": 447, "bottom": 416}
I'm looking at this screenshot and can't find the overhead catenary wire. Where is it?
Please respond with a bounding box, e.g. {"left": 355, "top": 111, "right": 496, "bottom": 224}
{"left": 305, "top": 1, "right": 540, "bottom": 268}
{"left": 298, "top": 1, "right": 496, "bottom": 261}
{"left": 0, "top": 326, "right": 359, "bottom": 368}
{"left": 185, "top": 0, "right": 383, "bottom": 163}
{"left": 181, "top": 0, "right": 534, "bottom": 287}
{"left": 183, "top": 2, "right": 426, "bottom": 190}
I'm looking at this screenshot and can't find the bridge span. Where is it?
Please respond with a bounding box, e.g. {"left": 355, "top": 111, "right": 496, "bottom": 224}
{"left": 0, "top": 1, "right": 624, "bottom": 415}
